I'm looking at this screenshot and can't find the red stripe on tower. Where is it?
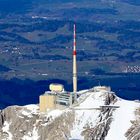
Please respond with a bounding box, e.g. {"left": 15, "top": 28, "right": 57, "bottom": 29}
{"left": 73, "top": 50, "right": 76, "bottom": 55}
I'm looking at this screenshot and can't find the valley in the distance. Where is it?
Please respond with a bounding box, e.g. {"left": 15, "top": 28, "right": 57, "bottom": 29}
{"left": 0, "top": 0, "right": 140, "bottom": 108}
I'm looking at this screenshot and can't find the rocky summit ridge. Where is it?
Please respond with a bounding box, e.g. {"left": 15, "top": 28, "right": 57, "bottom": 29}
{"left": 0, "top": 88, "right": 140, "bottom": 140}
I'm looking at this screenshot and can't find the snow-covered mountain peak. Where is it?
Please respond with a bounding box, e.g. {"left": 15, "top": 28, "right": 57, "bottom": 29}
{"left": 0, "top": 88, "right": 139, "bottom": 140}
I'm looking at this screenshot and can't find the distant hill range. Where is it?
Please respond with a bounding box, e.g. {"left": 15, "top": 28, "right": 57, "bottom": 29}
{"left": 0, "top": 0, "right": 139, "bottom": 80}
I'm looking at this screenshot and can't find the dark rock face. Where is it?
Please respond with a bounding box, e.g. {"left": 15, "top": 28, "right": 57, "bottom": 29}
{"left": 0, "top": 111, "right": 5, "bottom": 127}
{"left": 126, "top": 108, "right": 140, "bottom": 140}
{"left": 38, "top": 112, "right": 75, "bottom": 140}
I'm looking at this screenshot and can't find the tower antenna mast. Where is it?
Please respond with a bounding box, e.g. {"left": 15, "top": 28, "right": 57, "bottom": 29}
{"left": 73, "top": 24, "right": 77, "bottom": 100}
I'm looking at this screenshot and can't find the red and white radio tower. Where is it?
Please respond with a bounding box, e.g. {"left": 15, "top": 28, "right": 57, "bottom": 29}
{"left": 73, "top": 24, "right": 77, "bottom": 98}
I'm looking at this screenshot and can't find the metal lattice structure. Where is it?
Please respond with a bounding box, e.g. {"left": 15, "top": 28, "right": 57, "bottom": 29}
{"left": 56, "top": 93, "right": 75, "bottom": 106}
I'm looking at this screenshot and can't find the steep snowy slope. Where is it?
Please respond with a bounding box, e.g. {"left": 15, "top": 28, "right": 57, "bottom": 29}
{"left": 70, "top": 89, "right": 139, "bottom": 140}
{"left": 105, "top": 99, "right": 139, "bottom": 140}
{"left": 70, "top": 91, "right": 112, "bottom": 139}
{"left": 0, "top": 88, "right": 139, "bottom": 140}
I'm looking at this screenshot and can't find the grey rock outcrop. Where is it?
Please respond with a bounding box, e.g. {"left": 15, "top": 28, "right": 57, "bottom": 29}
{"left": 0, "top": 106, "right": 75, "bottom": 140}
{"left": 0, "top": 110, "right": 5, "bottom": 127}
{"left": 126, "top": 107, "right": 140, "bottom": 140}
